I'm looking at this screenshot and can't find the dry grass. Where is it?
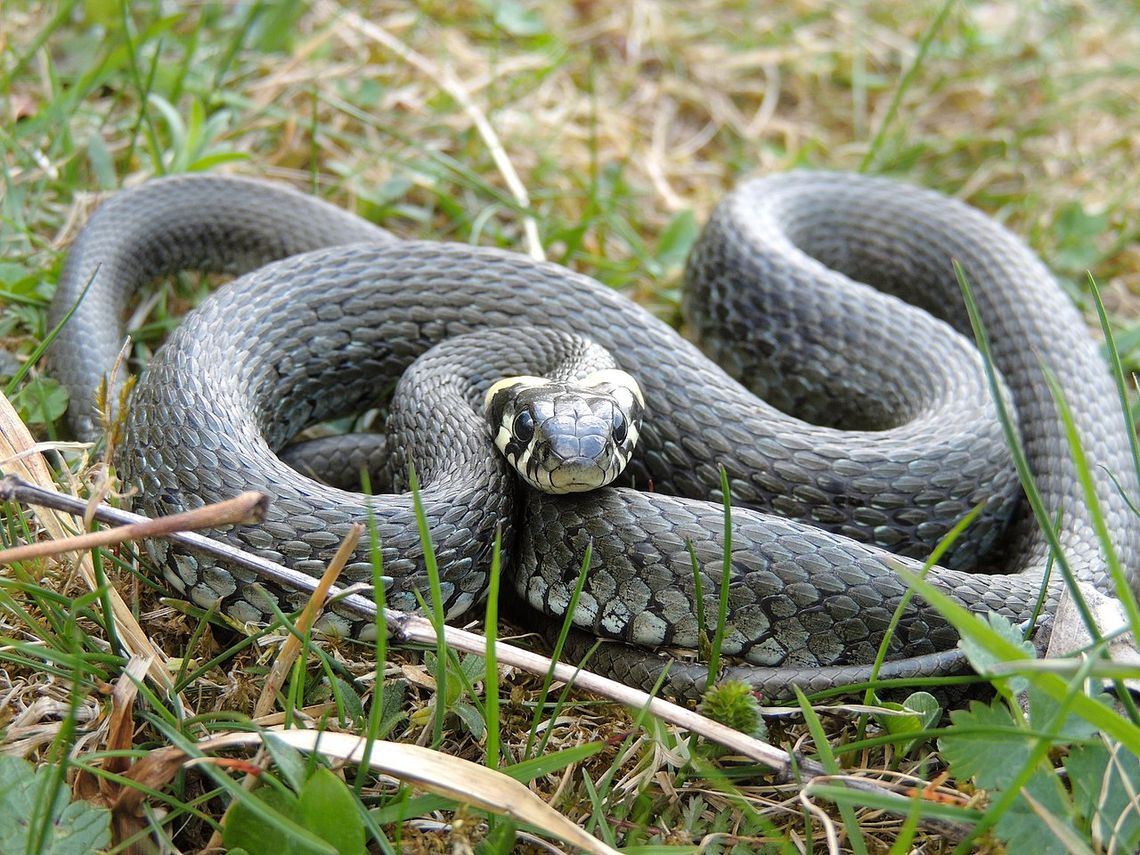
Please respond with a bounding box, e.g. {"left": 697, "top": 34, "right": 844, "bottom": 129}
{"left": 6, "top": 2, "right": 1139, "bottom": 300}
{"left": 2, "top": 1, "right": 1140, "bottom": 852}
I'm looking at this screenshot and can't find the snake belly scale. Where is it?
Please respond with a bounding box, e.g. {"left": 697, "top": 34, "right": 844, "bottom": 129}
{"left": 48, "top": 171, "right": 1140, "bottom": 699}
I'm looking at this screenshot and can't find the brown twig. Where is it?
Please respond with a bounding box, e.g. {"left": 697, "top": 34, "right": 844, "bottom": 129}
{"left": 0, "top": 475, "right": 384, "bottom": 620}
{"left": 253, "top": 523, "right": 364, "bottom": 718}
{"left": 0, "top": 488, "right": 268, "bottom": 564}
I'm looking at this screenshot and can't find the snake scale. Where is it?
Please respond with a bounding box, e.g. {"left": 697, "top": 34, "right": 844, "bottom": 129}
{"left": 48, "top": 171, "right": 1140, "bottom": 700}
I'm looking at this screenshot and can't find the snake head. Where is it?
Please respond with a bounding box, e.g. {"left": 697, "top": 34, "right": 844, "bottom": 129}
{"left": 483, "top": 368, "right": 644, "bottom": 494}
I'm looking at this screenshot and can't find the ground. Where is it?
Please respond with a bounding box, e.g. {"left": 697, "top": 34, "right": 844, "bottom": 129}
{"left": 2, "top": 2, "right": 1140, "bottom": 853}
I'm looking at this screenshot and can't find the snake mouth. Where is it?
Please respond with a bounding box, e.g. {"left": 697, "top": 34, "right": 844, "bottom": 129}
{"left": 546, "top": 458, "right": 610, "bottom": 493}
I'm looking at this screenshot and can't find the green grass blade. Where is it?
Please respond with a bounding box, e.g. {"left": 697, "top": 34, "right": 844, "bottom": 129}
{"left": 955, "top": 261, "right": 1099, "bottom": 637}
{"left": 118, "top": 0, "right": 166, "bottom": 175}
{"left": 1087, "top": 273, "right": 1140, "bottom": 493}
{"left": 483, "top": 523, "right": 503, "bottom": 770}
{"left": 860, "top": 0, "right": 956, "bottom": 172}
{"left": 525, "top": 538, "right": 592, "bottom": 759}
{"left": 793, "top": 686, "right": 870, "bottom": 855}
{"left": 861, "top": 503, "right": 981, "bottom": 713}
{"left": 4, "top": 266, "right": 98, "bottom": 398}
{"left": 3, "top": 1, "right": 79, "bottom": 83}
{"left": 705, "top": 465, "right": 733, "bottom": 685}
{"left": 1040, "top": 365, "right": 1140, "bottom": 633}
{"left": 406, "top": 462, "right": 447, "bottom": 748}
{"left": 1026, "top": 510, "right": 1062, "bottom": 638}
{"left": 354, "top": 474, "right": 392, "bottom": 805}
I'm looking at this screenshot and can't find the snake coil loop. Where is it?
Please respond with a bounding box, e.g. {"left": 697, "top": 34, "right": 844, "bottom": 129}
{"left": 49, "top": 171, "right": 1140, "bottom": 699}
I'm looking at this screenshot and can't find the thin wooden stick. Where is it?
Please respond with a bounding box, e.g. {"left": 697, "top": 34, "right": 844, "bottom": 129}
{"left": 0, "top": 475, "right": 383, "bottom": 619}
{"left": 254, "top": 523, "right": 364, "bottom": 718}
{"left": 0, "top": 490, "right": 267, "bottom": 564}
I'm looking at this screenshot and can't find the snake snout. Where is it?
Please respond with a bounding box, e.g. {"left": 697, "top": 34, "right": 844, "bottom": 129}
{"left": 536, "top": 412, "right": 612, "bottom": 493}
{"left": 544, "top": 413, "right": 606, "bottom": 461}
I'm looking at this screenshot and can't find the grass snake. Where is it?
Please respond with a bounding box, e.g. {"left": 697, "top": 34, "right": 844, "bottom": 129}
{"left": 48, "top": 171, "right": 1140, "bottom": 699}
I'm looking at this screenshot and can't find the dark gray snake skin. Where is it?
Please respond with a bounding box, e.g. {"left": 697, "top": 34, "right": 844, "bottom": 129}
{"left": 48, "top": 172, "right": 1140, "bottom": 700}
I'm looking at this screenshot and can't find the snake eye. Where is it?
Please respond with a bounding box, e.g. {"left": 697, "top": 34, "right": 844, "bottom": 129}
{"left": 512, "top": 411, "right": 535, "bottom": 443}
{"left": 611, "top": 410, "right": 627, "bottom": 444}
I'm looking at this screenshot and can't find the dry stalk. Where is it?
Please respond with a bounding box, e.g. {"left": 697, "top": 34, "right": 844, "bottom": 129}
{"left": 318, "top": 0, "right": 545, "bottom": 261}
{"left": 0, "top": 398, "right": 188, "bottom": 706}
{"left": 0, "top": 491, "right": 267, "bottom": 564}
{"left": 253, "top": 523, "right": 364, "bottom": 718}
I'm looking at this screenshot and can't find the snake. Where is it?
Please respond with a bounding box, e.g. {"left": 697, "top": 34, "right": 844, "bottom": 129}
{"left": 47, "top": 171, "right": 1140, "bottom": 700}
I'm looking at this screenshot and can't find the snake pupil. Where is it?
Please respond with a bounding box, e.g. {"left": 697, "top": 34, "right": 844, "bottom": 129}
{"left": 612, "top": 410, "right": 627, "bottom": 444}
{"left": 512, "top": 410, "right": 535, "bottom": 443}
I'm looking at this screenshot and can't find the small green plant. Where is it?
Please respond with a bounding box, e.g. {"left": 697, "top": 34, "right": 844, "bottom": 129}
{"left": 868, "top": 691, "right": 942, "bottom": 757}
{"left": 9, "top": 375, "right": 68, "bottom": 427}
{"left": 0, "top": 756, "right": 111, "bottom": 855}
{"left": 940, "top": 685, "right": 1140, "bottom": 854}
{"left": 411, "top": 651, "right": 489, "bottom": 739}
{"left": 698, "top": 680, "right": 767, "bottom": 741}
{"left": 221, "top": 754, "right": 365, "bottom": 855}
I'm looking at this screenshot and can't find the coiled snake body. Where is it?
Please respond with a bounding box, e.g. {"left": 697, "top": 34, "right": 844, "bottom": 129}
{"left": 49, "top": 171, "right": 1140, "bottom": 699}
